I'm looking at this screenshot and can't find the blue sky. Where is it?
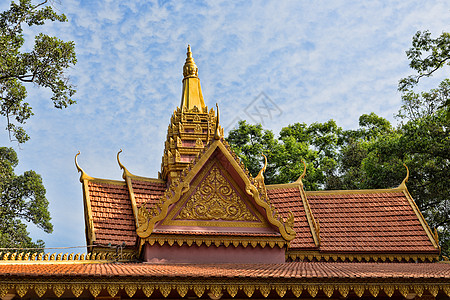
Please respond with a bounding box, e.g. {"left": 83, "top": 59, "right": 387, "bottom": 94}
{"left": 1, "top": 0, "right": 448, "bottom": 249}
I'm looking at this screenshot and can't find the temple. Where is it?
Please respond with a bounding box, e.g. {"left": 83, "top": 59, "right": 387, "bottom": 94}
{"left": 0, "top": 46, "right": 449, "bottom": 300}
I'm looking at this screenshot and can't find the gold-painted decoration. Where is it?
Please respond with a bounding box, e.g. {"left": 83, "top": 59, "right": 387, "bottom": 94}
{"left": 0, "top": 285, "right": 9, "bottom": 298}
{"left": 368, "top": 285, "right": 380, "bottom": 297}
{"left": 353, "top": 285, "right": 365, "bottom": 297}
{"left": 322, "top": 285, "right": 334, "bottom": 298}
{"left": 195, "top": 137, "right": 203, "bottom": 147}
{"left": 194, "top": 285, "right": 205, "bottom": 298}
{"left": 275, "top": 285, "right": 287, "bottom": 297}
{"left": 443, "top": 285, "right": 450, "bottom": 297}
{"left": 176, "top": 165, "right": 258, "bottom": 221}
{"left": 159, "top": 284, "right": 172, "bottom": 297}
{"left": 243, "top": 285, "right": 255, "bottom": 297}
{"left": 176, "top": 285, "right": 188, "bottom": 297}
{"left": 53, "top": 284, "right": 65, "bottom": 297}
{"left": 88, "top": 284, "right": 102, "bottom": 297}
{"left": 125, "top": 284, "right": 137, "bottom": 298}
{"left": 142, "top": 285, "right": 154, "bottom": 297}
{"left": 414, "top": 285, "right": 424, "bottom": 297}
{"left": 227, "top": 285, "right": 238, "bottom": 298}
{"left": 291, "top": 285, "right": 303, "bottom": 298}
{"left": 428, "top": 285, "right": 439, "bottom": 297}
{"left": 338, "top": 285, "right": 349, "bottom": 297}
{"left": 259, "top": 285, "right": 271, "bottom": 298}
{"left": 34, "top": 284, "right": 47, "bottom": 297}
{"left": 16, "top": 284, "right": 28, "bottom": 297}
{"left": 71, "top": 284, "right": 84, "bottom": 298}
{"left": 210, "top": 285, "right": 222, "bottom": 298}
{"left": 107, "top": 285, "right": 119, "bottom": 297}
{"left": 307, "top": 285, "right": 318, "bottom": 298}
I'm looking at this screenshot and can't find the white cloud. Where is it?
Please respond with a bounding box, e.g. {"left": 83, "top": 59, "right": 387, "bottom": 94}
{"left": 1, "top": 0, "right": 449, "bottom": 249}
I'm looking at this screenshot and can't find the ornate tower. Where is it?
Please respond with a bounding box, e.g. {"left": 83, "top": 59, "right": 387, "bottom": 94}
{"left": 160, "top": 46, "right": 222, "bottom": 182}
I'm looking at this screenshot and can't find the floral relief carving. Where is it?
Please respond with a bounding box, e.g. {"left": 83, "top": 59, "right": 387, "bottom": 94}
{"left": 176, "top": 165, "right": 258, "bottom": 221}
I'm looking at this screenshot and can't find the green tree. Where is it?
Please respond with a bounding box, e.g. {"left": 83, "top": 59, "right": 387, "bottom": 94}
{"left": 1, "top": 0, "right": 76, "bottom": 143}
{"left": 0, "top": 147, "right": 51, "bottom": 248}
{"left": 0, "top": 0, "right": 76, "bottom": 248}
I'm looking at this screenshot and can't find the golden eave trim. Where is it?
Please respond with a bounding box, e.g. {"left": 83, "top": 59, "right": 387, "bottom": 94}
{"left": 286, "top": 250, "right": 439, "bottom": 263}
{"left": 118, "top": 150, "right": 140, "bottom": 228}
{"left": 143, "top": 235, "right": 287, "bottom": 249}
{"left": 402, "top": 188, "right": 440, "bottom": 250}
{"left": 1, "top": 280, "right": 449, "bottom": 299}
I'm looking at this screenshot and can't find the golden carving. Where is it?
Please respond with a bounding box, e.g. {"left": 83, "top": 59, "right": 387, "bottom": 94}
{"left": 195, "top": 137, "right": 204, "bottom": 147}
{"left": 89, "top": 284, "right": 101, "bottom": 297}
{"left": 176, "top": 165, "right": 258, "bottom": 221}
{"left": 291, "top": 285, "right": 302, "bottom": 298}
{"left": 71, "top": 284, "right": 84, "bottom": 297}
{"left": 399, "top": 285, "right": 410, "bottom": 298}
{"left": 443, "top": 285, "right": 450, "bottom": 297}
{"left": 160, "top": 284, "right": 172, "bottom": 297}
{"left": 53, "top": 284, "right": 65, "bottom": 297}
{"left": 338, "top": 285, "right": 349, "bottom": 297}
{"left": 176, "top": 285, "right": 188, "bottom": 297}
{"left": 428, "top": 285, "right": 439, "bottom": 297}
{"left": 275, "top": 285, "right": 287, "bottom": 297}
{"left": 125, "top": 284, "right": 137, "bottom": 297}
{"left": 307, "top": 285, "right": 318, "bottom": 297}
{"left": 259, "top": 285, "right": 271, "bottom": 298}
{"left": 414, "top": 285, "right": 424, "bottom": 297}
{"left": 194, "top": 285, "right": 205, "bottom": 298}
{"left": 34, "top": 284, "right": 47, "bottom": 297}
{"left": 16, "top": 284, "right": 28, "bottom": 297}
{"left": 322, "top": 285, "right": 333, "bottom": 298}
{"left": 383, "top": 285, "right": 395, "bottom": 297}
{"left": 142, "top": 285, "right": 154, "bottom": 297}
{"left": 353, "top": 285, "right": 364, "bottom": 297}
{"left": 194, "top": 123, "right": 202, "bottom": 133}
{"left": 0, "top": 285, "right": 9, "bottom": 298}
{"left": 107, "top": 285, "right": 119, "bottom": 297}
{"left": 243, "top": 285, "right": 255, "bottom": 297}
{"left": 210, "top": 285, "right": 222, "bottom": 298}
{"left": 368, "top": 285, "right": 379, "bottom": 297}
{"left": 227, "top": 285, "right": 238, "bottom": 298}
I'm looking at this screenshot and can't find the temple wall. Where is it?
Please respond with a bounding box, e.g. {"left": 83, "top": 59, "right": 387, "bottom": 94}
{"left": 143, "top": 243, "right": 285, "bottom": 263}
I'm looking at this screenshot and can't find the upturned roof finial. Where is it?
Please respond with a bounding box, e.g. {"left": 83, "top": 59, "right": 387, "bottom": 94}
{"left": 183, "top": 44, "right": 198, "bottom": 78}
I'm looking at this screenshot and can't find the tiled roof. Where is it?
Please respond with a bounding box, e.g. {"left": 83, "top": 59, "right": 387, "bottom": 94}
{"left": 306, "top": 191, "right": 438, "bottom": 253}
{"left": 267, "top": 187, "right": 316, "bottom": 249}
{"left": 89, "top": 181, "right": 136, "bottom": 246}
{"left": 131, "top": 179, "right": 166, "bottom": 207}
{"left": 1, "top": 262, "right": 449, "bottom": 278}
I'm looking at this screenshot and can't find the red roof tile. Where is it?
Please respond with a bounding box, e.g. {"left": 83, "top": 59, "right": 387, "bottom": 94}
{"left": 1, "top": 262, "right": 449, "bottom": 278}
{"left": 306, "top": 191, "right": 438, "bottom": 253}
{"left": 132, "top": 179, "right": 166, "bottom": 207}
{"left": 89, "top": 181, "right": 136, "bottom": 246}
{"left": 268, "top": 187, "right": 316, "bottom": 249}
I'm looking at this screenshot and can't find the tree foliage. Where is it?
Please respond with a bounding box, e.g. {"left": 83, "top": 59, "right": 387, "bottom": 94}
{"left": 0, "top": 0, "right": 76, "bottom": 143}
{"left": 0, "top": 0, "right": 76, "bottom": 248}
{"left": 0, "top": 147, "right": 51, "bottom": 248}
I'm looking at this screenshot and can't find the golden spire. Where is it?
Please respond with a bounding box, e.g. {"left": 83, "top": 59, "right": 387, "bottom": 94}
{"left": 181, "top": 45, "right": 206, "bottom": 112}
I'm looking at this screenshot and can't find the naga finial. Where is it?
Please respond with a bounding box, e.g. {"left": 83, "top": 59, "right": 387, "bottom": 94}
{"left": 214, "top": 103, "right": 221, "bottom": 140}
{"left": 294, "top": 160, "right": 307, "bottom": 186}
{"left": 117, "top": 149, "right": 133, "bottom": 179}
{"left": 256, "top": 153, "right": 268, "bottom": 179}
{"left": 75, "top": 151, "right": 93, "bottom": 182}
{"left": 399, "top": 163, "right": 409, "bottom": 189}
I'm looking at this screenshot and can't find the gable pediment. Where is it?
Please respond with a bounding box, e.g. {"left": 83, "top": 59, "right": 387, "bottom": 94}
{"left": 136, "top": 138, "right": 296, "bottom": 241}
{"left": 160, "top": 158, "right": 271, "bottom": 230}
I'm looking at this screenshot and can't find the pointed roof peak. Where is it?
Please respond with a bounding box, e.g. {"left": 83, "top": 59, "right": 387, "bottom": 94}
{"left": 183, "top": 44, "right": 198, "bottom": 78}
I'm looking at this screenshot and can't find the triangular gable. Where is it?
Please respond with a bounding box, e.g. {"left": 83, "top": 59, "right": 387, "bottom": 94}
{"left": 136, "top": 138, "right": 296, "bottom": 241}
{"left": 158, "top": 156, "right": 271, "bottom": 231}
